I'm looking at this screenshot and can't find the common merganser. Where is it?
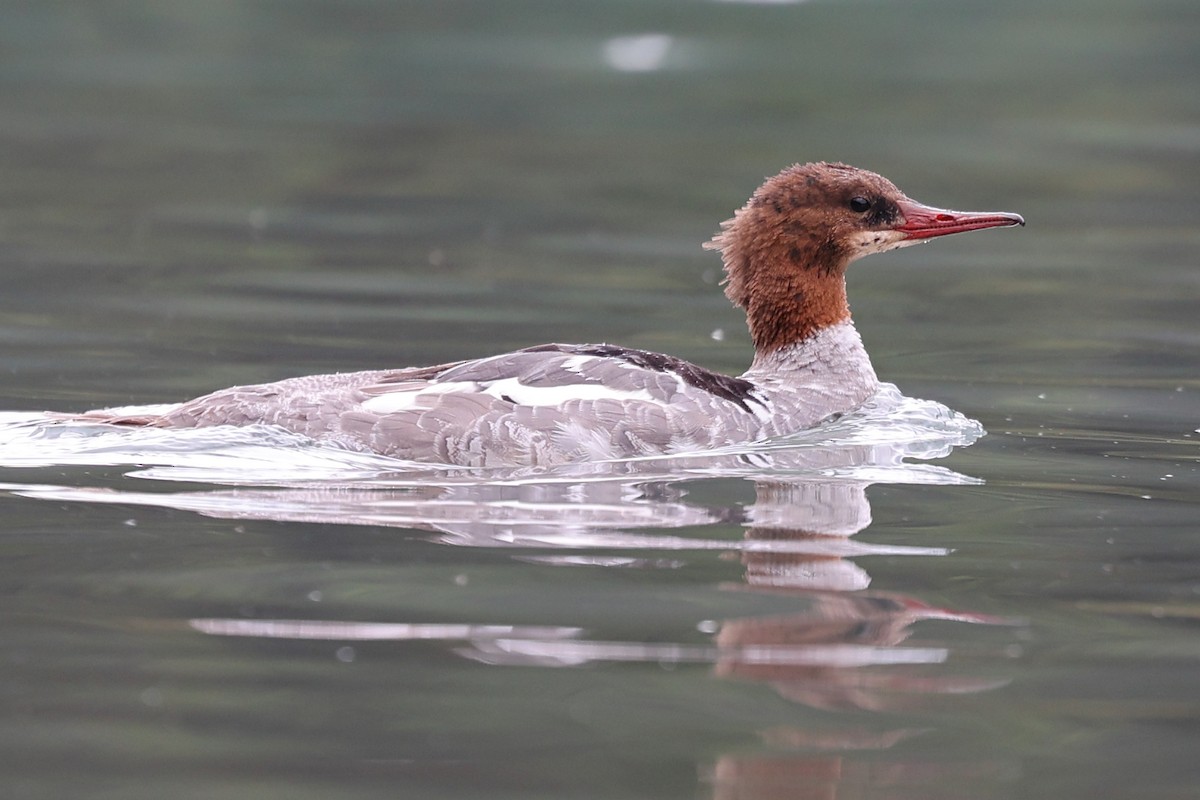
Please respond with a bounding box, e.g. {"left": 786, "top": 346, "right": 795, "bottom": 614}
{"left": 84, "top": 163, "right": 1023, "bottom": 466}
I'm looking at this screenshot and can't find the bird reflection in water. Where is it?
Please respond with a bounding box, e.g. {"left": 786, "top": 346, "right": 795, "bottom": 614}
{"left": 701, "top": 479, "right": 1016, "bottom": 800}
{"left": 0, "top": 412, "right": 1020, "bottom": 799}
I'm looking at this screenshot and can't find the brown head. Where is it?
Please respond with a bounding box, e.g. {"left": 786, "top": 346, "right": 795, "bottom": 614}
{"left": 705, "top": 162, "right": 1024, "bottom": 354}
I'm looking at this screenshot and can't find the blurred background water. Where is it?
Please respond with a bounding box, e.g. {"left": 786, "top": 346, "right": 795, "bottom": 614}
{"left": 1, "top": 1, "right": 1198, "bottom": 798}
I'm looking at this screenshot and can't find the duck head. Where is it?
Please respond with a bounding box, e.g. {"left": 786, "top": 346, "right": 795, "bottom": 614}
{"left": 706, "top": 162, "right": 1024, "bottom": 354}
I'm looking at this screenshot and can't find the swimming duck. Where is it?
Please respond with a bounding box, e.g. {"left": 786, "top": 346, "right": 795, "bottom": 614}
{"left": 86, "top": 162, "right": 1023, "bottom": 466}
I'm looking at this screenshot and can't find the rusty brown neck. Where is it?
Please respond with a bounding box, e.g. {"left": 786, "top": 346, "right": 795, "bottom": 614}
{"left": 732, "top": 239, "right": 853, "bottom": 356}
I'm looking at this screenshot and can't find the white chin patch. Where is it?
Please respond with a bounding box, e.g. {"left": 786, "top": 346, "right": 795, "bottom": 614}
{"left": 846, "top": 229, "right": 915, "bottom": 259}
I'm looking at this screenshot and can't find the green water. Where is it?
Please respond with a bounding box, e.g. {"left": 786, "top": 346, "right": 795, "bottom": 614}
{"left": 2, "top": 1, "right": 1199, "bottom": 798}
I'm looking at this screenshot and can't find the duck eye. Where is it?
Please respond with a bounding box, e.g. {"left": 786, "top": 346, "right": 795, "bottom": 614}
{"left": 849, "top": 196, "right": 871, "bottom": 213}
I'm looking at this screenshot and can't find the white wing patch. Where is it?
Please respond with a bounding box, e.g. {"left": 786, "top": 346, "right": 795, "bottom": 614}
{"left": 359, "top": 382, "right": 467, "bottom": 414}
{"left": 744, "top": 390, "right": 774, "bottom": 421}
{"left": 360, "top": 377, "right": 657, "bottom": 415}
{"left": 560, "top": 355, "right": 596, "bottom": 374}
{"left": 478, "top": 377, "right": 656, "bottom": 407}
